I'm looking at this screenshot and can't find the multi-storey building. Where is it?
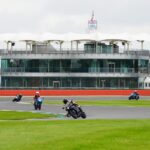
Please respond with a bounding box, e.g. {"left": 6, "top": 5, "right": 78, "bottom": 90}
{"left": 0, "top": 37, "right": 149, "bottom": 89}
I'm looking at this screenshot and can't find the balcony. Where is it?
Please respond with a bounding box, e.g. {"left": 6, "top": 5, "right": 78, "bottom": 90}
{"left": 1, "top": 67, "right": 147, "bottom": 78}
{"left": 0, "top": 48, "right": 150, "bottom": 60}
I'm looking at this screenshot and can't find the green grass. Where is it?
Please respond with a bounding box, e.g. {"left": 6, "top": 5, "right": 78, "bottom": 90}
{"left": 45, "top": 100, "right": 150, "bottom": 107}
{"left": 0, "top": 119, "right": 150, "bottom": 150}
{"left": 0, "top": 110, "right": 57, "bottom": 120}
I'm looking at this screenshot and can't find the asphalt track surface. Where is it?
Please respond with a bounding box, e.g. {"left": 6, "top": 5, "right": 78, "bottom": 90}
{"left": 0, "top": 96, "right": 150, "bottom": 119}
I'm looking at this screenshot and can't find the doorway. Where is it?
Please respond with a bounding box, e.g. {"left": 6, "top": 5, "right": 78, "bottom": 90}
{"left": 53, "top": 81, "right": 60, "bottom": 88}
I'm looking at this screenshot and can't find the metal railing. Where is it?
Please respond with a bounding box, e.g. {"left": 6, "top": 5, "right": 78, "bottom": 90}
{"left": 1, "top": 67, "right": 146, "bottom": 74}
{"left": 0, "top": 48, "right": 150, "bottom": 56}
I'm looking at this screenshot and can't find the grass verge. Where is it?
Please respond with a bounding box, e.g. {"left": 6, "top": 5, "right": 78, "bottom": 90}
{"left": 0, "top": 119, "right": 150, "bottom": 150}
{"left": 0, "top": 110, "right": 57, "bottom": 120}
{"left": 44, "top": 100, "right": 150, "bottom": 107}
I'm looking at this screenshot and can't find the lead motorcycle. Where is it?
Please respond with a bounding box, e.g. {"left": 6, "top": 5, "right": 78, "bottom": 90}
{"left": 34, "top": 97, "right": 43, "bottom": 110}
{"left": 63, "top": 104, "right": 86, "bottom": 119}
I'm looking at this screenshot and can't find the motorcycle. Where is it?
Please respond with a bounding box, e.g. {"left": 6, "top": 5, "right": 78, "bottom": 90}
{"left": 12, "top": 94, "right": 23, "bottom": 102}
{"left": 128, "top": 93, "right": 139, "bottom": 100}
{"left": 63, "top": 104, "right": 86, "bottom": 119}
{"left": 34, "top": 97, "right": 43, "bottom": 110}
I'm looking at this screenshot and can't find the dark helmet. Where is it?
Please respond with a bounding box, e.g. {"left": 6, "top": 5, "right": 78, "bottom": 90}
{"left": 63, "top": 99, "right": 68, "bottom": 104}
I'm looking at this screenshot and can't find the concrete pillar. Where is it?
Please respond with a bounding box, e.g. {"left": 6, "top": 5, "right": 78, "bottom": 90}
{"left": 0, "top": 58, "right": 1, "bottom": 87}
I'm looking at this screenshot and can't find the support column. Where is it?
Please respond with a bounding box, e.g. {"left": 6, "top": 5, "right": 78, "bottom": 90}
{"left": 60, "top": 41, "right": 63, "bottom": 51}
{"left": 71, "top": 41, "right": 73, "bottom": 51}
{"left": 95, "top": 41, "right": 97, "bottom": 53}
{"left": 127, "top": 42, "right": 130, "bottom": 51}
{"left": 0, "top": 58, "right": 1, "bottom": 87}
{"left": 76, "top": 40, "right": 79, "bottom": 51}
{"left": 137, "top": 40, "right": 144, "bottom": 50}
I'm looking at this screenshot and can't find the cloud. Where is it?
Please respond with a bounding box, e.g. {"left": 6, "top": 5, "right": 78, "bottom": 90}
{"left": 38, "top": 14, "right": 89, "bottom": 33}
{"left": 0, "top": 0, "right": 149, "bottom": 35}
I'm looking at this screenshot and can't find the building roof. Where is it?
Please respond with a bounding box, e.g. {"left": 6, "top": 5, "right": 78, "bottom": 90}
{"left": 0, "top": 32, "right": 149, "bottom": 43}
{"left": 100, "top": 39, "right": 130, "bottom": 43}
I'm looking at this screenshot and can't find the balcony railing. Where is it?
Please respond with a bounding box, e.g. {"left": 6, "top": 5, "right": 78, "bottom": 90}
{"left": 0, "top": 49, "right": 149, "bottom": 56}
{"left": 1, "top": 67, "right": 148, "bottom": 74}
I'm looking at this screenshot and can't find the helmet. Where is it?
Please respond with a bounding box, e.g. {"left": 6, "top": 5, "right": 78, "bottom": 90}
{"left": 134, "top": 90, "right": 137, "bottom": 92}
{"left": 36, "top": 91, "right": 39, "bottom": 94}
{"left": 63, "top": 99, "right": 68, "bottom": 104}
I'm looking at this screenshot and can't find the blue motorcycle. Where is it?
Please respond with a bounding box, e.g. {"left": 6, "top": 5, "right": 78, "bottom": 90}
{"left": 12, "top": 94, "right": 23, "bottom": 102}
{"left": 128, "top": 93, "right": 139, "bottom": 100}
{"left": 34, "top": 97, "right": 43, "bottom": 110}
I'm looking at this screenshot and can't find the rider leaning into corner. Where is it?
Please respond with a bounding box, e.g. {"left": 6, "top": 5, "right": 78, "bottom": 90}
{"left": 62, "top": 98, "right": 86, "bottom": 119}
{"left": 63, "top": 98, "right": 78, "bottom": 107}
{"left": 62, "top": 98, "right": 83, "bottom": 114}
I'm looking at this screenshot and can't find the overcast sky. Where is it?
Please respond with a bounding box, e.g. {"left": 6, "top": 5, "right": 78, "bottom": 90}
{"left": 0, "top": 0, "right": 150, "bottom": 35}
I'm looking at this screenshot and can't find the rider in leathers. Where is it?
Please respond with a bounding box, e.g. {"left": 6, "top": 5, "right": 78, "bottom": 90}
{"left": 62, "top": 99, "right": 82, "bottom": 116}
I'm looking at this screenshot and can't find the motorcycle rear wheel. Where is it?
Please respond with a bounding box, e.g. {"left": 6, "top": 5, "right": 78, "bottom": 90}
{"left": 69, "top": 109, "right": 78, "bottom": 119}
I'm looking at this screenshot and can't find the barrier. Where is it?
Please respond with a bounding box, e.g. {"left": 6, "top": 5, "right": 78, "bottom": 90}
{"left": 0, "top": 89, "right": 150, "bottom": 96}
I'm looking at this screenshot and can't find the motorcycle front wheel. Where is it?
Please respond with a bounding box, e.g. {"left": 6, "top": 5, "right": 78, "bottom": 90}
{"left": 81, "top": 112, "right": 86, "bottom": 119}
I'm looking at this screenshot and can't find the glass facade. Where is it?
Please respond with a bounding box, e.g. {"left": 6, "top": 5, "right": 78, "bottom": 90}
{"left": 0, "top": 58, "right": 148, "bottom": 89}
{"left": 1, "top": 59, "right": 144, "bottom": 73}
{"left": 1, "top": 77, "right": 138, "bottom": 89}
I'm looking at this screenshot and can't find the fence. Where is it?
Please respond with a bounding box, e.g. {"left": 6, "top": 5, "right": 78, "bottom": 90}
{"left": 0, "top": 89, "right": 150, "bottom": 96}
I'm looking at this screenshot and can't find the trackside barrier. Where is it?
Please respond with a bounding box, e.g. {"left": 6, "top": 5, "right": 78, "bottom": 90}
{"left": 0, "top": 90, "right": 150, "bottom": 96}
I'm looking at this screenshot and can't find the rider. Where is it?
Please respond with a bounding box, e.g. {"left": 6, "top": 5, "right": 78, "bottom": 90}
{"left": 33, "top": 91, "right": 40, "bottom": 109}
{"left": 132, "top": 90, "right": 139, "bottom": 97}
{"left": 63, "top": 98, "right": 78, "bottom": 108}
{"left": 13, "top": 93, "right": 22, "bottom": 102}
{"left": 62, "top": 98, "right": 83, "bottom": 113}
{"left": 17, "top": 94, "right": 22, "bottom": 101}
{"left": 62, "top": 98, "right": 79, "bottom": 116}
{"left": 34, "top": 91, "right": 40, "bottom": 100}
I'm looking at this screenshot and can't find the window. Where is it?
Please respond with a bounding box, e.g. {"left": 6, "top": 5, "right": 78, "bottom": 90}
{"left": 145, "top": 83, "right": 147, "bottom": 87}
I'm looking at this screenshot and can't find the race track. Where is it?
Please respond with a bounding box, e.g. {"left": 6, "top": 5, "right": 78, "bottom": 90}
{"left": 0, "top": 96, "right": 150, "bottom": 119}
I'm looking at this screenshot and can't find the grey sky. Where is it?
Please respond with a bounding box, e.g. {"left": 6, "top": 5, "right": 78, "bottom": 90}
{"left": 0, "top": 0, "right": 150, "bottom": 34}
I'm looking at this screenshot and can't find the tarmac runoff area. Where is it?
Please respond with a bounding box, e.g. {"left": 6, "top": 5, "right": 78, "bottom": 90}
{"left": 0, "top": 96, "right": 150, "bottom": 119}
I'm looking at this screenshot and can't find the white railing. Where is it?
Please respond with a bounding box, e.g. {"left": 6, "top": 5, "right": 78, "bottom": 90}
{"left": 1, "top": 67, "right": 144, "bottom": 74}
